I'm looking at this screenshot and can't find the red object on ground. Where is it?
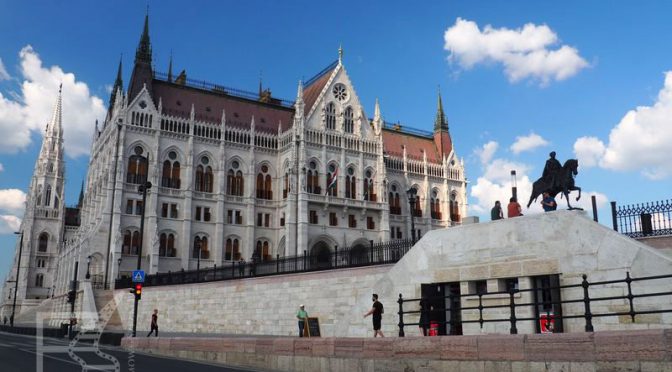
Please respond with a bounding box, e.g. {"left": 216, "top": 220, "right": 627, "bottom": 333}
{"left": 428, "top": 321, "right": 439, "bottom": 336}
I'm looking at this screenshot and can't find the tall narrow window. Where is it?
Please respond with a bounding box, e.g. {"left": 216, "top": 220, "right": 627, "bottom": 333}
{"left": 256, "top": 164, "right": 272, "bottom": 200}
{"left": 45, "top": 185, "right": 52, "bottom": 207}
{"left": 38, "top": 233, "right": 49, "bottom": 252}
{"left": 122, "top": 231, "right": 132, "bottom": 254}
{"left": 431, "top": 189, "right": 441, "bottom": 220}
{"left": 195, "top": 156, "right": 213, "bottom": 192}
{"left": 450, "top": 192, "right": 460, "bottom": 222}
{"left": 228, "top": 161, "right": 244, "bottom": 196}
{"left": 344, "top": 106, "right": 354, "bottom": 133}
{"left": 325, "top": 102, "right": 336, "bottom": 130}
{"left": 126, "top": 146, "right": 148, "bottom": 184}
{"left": 345, "top": 167, "right": 356, "bottom": 199}
{"left": 389, "top": 185, "right": 401, "bottom": 215}
{"left": 131, "top": 231, "right": 140, "bottom": 255}
{"left": 326, "top": 163, "right": 338, "bottom": 197}
{"left": 363, "top": 170, "right": 375, "bottom": 201}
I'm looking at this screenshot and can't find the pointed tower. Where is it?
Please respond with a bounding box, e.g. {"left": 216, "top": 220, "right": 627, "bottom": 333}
{"left": 108, "top": 57, "right": 123, "bottom": 112}
{"left": 167, "top": 52, "right": 173, "bottom": 83}
{"left": 128, "top": 12, "right": 153, "bottom": 102}
{"left": 433, "top": 91, "right": 453, "bottom": 157}
{"left": 4, "top": 87, "right": 66, "bottom": 314}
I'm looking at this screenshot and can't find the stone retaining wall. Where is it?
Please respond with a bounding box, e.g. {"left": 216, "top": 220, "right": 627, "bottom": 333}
{"left": 122, "top": 329, "right": 672, "bottom": 372}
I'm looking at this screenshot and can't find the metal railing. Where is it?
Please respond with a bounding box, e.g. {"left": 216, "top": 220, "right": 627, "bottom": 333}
{"left": 115, "top": 239, "right": 413, "bottom": 289}
{"left": 397, "top": 272, "right": 672, "bottom": 337}
{"left": 611, "top": 199, "right": 672, "bottom": 238}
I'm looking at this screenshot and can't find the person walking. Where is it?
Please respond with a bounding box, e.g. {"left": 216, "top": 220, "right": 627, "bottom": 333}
{"left": 507, "top": 197, "right": 523, "bottom": 218}
{"left": 491, "top": 201, "right": 503, "bottom": 220}
{"left": 363, "top": 294, "right": 385, "bottom": 337}
{"left": 541, "top": 191, "right": 557, "bottom": 212}
{"left": 296, "top": 304, "right": 308, "bottom": 337}
{"left": 238, "top": 257, "right": 245, "bottom": 277}
{"left": 146, "top": 309, "right": 158, "bottom": 337}
{"left": 418, "top": 299, "right": 429, "bottom": 336}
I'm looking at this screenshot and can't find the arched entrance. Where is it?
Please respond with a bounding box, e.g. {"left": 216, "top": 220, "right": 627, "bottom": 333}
{"left": 349, "top": 244, "right": 369, "bottom": 266}
{"left": 310, "top": 241, "right": 332, "bottom": 270}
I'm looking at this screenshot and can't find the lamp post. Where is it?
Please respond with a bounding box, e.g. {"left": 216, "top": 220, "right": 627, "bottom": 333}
{"left": 196, "top": 240, "right": 202, "bottom": 282}
{"left": 132, "top": 180, "right": 151, "bottom": 337}
{"left": 85, "top": 255, "right": 92, "bottom": 280}
{"left": 511, "top": 170, "right": 518, "bottom": 200}
{"left": 117, "top": 257, "right": 122, "bottom": 280}
{"left": 10, "top": 231, "right": 24, "bottom": 327}
{"left": 406, "top": 188, "right": 417, "bottom": 244}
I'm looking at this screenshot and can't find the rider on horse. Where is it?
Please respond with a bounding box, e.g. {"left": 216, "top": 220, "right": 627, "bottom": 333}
{"left": 543, "top": 151, "right": 562, "bottom": 190}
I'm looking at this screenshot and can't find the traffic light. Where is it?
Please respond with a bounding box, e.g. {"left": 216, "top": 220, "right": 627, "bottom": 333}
{"left": 134, "top": 283, "right": 142, "bottom": 300}
{"left": 67, "top": 290, "right": 76, "bottom": 304}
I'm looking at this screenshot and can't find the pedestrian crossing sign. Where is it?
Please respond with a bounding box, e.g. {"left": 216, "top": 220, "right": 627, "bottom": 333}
{"left": 132, "top": 270, "right": 145, "bottom": 283}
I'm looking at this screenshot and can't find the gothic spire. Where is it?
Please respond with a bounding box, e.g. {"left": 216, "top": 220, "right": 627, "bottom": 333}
{"left": 47, "top": 84, "right": 63, "bottom": 138}
{"left": 135, "top": 11, "right": 152, "bottom": 64}
{"left": 434, "top": 90, "right": 449, "bottom": 131}
{"left": 77, "top": 181, "right": 84, "bottom": 208}
{"left": 109, "top": 57, "right": 123, "bottom": 109}
{"left": 167, "top": 52, "right": 173, "bottom": 83}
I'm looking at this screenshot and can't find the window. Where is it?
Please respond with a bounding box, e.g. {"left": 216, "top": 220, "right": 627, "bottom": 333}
{"left": 159, "top": 233, "right": 176, "bottom": 257}
{"left": 161, "top": 203, "right": 168, "bottom": 217}
{"left": 256, "top": 164, "right": 272, "bottom": 200}
{"left": 325, "top": 102, "right": 336, "bottom": 130}
{"left": 344, "top": 106, "right": 354, "bottom": 133}
{"left": 195, "top": 156, "right": 213, "bottom": 192}
{"left": 367, "top": 216, "right": 375, "bottom": 230}
{"left": 161, "top": 151, "right": 181, "bottom": 189}
{"left": 280, "top": 213, "right": 285, "bottom": 226}
{"left": 363, "top": 170, "right": 375, "bottom": 201}
{"left": 45, "top": 185, "right": 52, "bottom": 207}
{"left": 348, "top": 214, "right": 357, "bottom": 228}
{"left": 326, "top": 163, "right": 338, "bottom": 197}
{"left": 257, "top": 213, "right": 263, "bottom": 227}
{"left": 38, "top": 233, "right": 49, "bottom": 252}
{"left": 412, "top": 189, "right": 423, "bottom": 217}
{"left": 235, "top": 211, "right": 242, "bottom": 224}
{"left": 345, "top": 167, "right": 356, "bottom": 199}
{"left": 254, "top": 240, "right": 271, "bottom": 261}
{"left": 309, "top": 210, "right": 318, "bottom": 224}
{"left": 126, "top": 200, "right": 134, "bottom": 214}
{"left": 396, "top": 227, "right": 403, "bottom": 239}
{"left": 122, "top": 230, "right": 140, "bottom": 255}
{"left": 307, "top": 161, "right": 320, "bottom": 194}
{"left": 195, "top": 206, "right": 202, "bottom": 221}
{"left": 264, "top": 214, "right": 270, "bottom": 227}
{"left": 204, "top": 208, "right": 211, "bottom": 222}
{"left": 192, "top": 236, "right": 209, "bottom": 259}
{"left": 450, "top": 192, "right": 460, "bottom": 222}
{"left": 431, "top": 190, "right": 441, "bottom": 220}
{"left": 389, "top": 185, "right": 401, "bottom": 215}
{"left": 35, "top": 274, "right": 44, "bottom": 287}
{"left": 170, "top": 204, "right": 178, "bottom": 219}
{"left": 135, "top": 200, "right": 143, "bottom": 215}
{"left": 126, "top": 146, "right": 148, "bottom": 184}
{"left": 227, "top": 162, "right": 244, "bottom": 196}
{"left": 472, "top": 280, "right": 487, "bottom": 295}
{"left": 195, "top": 206, "right": 211, "bottom": 222}
{"left": 283, "top": 172, "right": 289, "bottom": 198}
{"left": 329, "top": 212, "right": 338, "bottom": 226}
{"left": 36, "top": 258, "right": 46, "bottom": 268}
{"left": 225, "top": 238, "right": 241, "bottom": 261}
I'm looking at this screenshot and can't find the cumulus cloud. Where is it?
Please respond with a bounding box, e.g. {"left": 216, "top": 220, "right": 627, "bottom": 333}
{"left": 510, "top": 133, "right": 549, "bottom": 154}
{"left": 0, "top": 163, "right": 4, "bottom": 172}
{"left": 444, "top": 18, "right": 588, "bottom": 85}
{"left": 0, "top": 189, "right": 27, "bottom": 216}
{"left": 474, "top": 140, "right": 498, "bottom": 164}
{"left": 0, "top": 45, "right": 106, "bottom": 156}
{"left": 0, "top": 58, "right": 9, "bottom": 80}
{"left": 469, "top": 158, "right": 542, "bottom": 215}
{"left": 0, "top": 215, "right": 21, "bottom": 234}
{"left": 572, "top": 72, "right": 672, "bottom": 179}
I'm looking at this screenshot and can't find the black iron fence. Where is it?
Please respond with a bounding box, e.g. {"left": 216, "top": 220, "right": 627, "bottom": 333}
{"left": 115, "top": 239, "right": 413, "bottom": 289}
{"left": 397, "top": 272, "right": 672, "bottom": 337}
{"left": 611, "top": 199, "right": 672, "bottom": 238}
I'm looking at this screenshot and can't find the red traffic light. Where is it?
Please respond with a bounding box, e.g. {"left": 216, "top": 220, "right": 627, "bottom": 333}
{"left": 134, "top": 283, "right": 142, "bottom": 295}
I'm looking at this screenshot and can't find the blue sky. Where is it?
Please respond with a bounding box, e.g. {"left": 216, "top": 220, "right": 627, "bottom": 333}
{"left": 1, "top": 0, "right": 671, "bottom": 281}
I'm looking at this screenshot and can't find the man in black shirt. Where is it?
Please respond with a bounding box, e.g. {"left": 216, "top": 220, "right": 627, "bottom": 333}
{"left": 363, "top": 293, "right": 385, "bottom": 337}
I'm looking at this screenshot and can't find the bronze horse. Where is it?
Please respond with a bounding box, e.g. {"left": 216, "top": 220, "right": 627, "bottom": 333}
{"left": 527, "top": 159, "right": 582, "bottom": 210}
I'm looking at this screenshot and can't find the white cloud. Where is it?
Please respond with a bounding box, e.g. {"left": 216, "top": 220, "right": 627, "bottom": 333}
{"left": 444, "top": 18, "right": 588, "bottom": 85}
{"left": 474, "top": 141, "right": 498, "bottom": 164}
{"left": 0, "top": 45, "right": 106, "bottom": 156}
{"left": 0, "top": 189, "right": 26, "bottom": 216}
{"left": 0, "top": 163, "right": 4, "bottom": 172}
{"left": 572, "top": 190, "right": 609, "bottom": 212}
{"left": 0, "top": 58, "right": 9, "bottom": 80}
{"left": 0, "top": 215, "right": 21, "bottom": 234}
{"left": 572, "top": 72, "right": 672, "bottom": 179}
{"left": 510, "top": 133, "right": 549, "bottom": 154}
{"left": 573, "top": 136, "right": 605, "bottom": 168}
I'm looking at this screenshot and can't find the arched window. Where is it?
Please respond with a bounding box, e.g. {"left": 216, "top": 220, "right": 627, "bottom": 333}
{"left": 363, "top": 169, "right": 375, "bottom": 201}
{"left": 450, "top": 192, "right": 460, "bottom": 222}
{"left": 325, "top": 102, "right": 336, "bottom": 130}
{"left": 307, "top": 161, "right": 320, "bottom": 194}
{"left": 389, "top": 184, "right": 401, "bottom": 215}
{"left": 196, "top": 165, "right": 204, "bottom": 191}
{"left": 225, "top": 238, "right": 241, "bottom": 261}
{"left": 412, "top": 189, "right": 423, "bottom": 218}
{"left": 344, "top": 106, "right": 354, "bottom": 133}
{"left": 38, "top": 233, "right": 49, "bottom": 252}
{"left": 45, "top": 185, "right": 52, "bottom": 207}
{"left": 193, "top": 236, "right": 210, "bottom": 259}
{"left": 227, "top": 161, "right": 244, "bottom": 196}
{"left": 122, "top": 230, "right": 132, "bottom": 255}
{"left": 326, "top": 163, "right": 338, "bottom": 197}
{"left": 256, "top": 164, "right": 272, "bottom": 200}
{"left": 161, "top": 151, "right": 181, "bottom": 189}
{"left": 345, "top": 167, "right": 356, "bottom": 199}
{"left": 47, "top": 162, "right": 53, "bottom": 173}
{"left": 283, "top": 172, "right": 289, "bottom": 198}
{"left": 35, "top": 274, "right": 44, "bottom": 287}
{"left": 126, "top": 146, "right": 148, "bottom": 184}
{"left": 255, "top": 240, "right": 271, "bottom": 262}
{"left": 195, "top": 156, "right": 213, "bottom": 192}
{"left": 431, "top": 190, "right": 441, "bottom": 220}
{"left": 159, "top": 233, "right": 176, "bottom": 257}
{"left": 131, "top": 231, "right": 140, "bottom": 255}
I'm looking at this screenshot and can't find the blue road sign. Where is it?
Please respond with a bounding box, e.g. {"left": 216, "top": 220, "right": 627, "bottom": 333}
{"left": 132, "top": 270, "right": 145, "bottom": 283}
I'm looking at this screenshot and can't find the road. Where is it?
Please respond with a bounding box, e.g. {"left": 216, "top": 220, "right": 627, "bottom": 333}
{"left": 0, "top": 331, "right": 267, "bottom": 372}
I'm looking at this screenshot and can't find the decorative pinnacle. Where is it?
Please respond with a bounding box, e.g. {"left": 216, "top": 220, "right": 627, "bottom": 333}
{"left": 338, "top": 44, "right": 343, "bottom": 63}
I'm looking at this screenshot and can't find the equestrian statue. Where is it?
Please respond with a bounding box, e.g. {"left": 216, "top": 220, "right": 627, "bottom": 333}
{"left": 527, "top": 151, "right": 583, "bottom": 210}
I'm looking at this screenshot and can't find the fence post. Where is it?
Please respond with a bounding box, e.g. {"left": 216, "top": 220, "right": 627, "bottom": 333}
{"left": 232, "top": 259, "right": 235, "bottom": 278}
{"left": 213, "top": 264, "right": 217, "bottom": 281}
{"left": 334, "top": 246, "right": 338, "bottom": 268}
{"left": 582, "top": 274, "right": 594, "bottom": 332}
{"left": 591, "top": 195, "right": 598, "bottom": 222}
{"left": 610, "top": 201, "right": 618, "bottom": 231}
{"left": 397, "top": 293, "right": 405, "bottom": 337}
{"left": 303, "top": 250, "right": 307, "bottom": 271}
{"left": 625, "top": 272, "right": 636, "bottom": 322}
{"left": 276, "top": 254, "right": 280, "bottom": 273}
{"left": 509, "top": 287, "right": 518, "bottom": 334}
{"left": 370, "top": 240, "right": 374, "bottom": 263}
{"left": 478, "top": 293, "right": 484, "bottom": 330}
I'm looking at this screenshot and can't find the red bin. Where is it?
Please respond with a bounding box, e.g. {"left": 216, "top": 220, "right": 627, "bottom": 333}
{"left": 428, "top": 321, "right": 439, "bottom": 336}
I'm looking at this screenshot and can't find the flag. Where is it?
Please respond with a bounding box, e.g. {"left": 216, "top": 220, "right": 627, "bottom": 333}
{"left": 325, "top": 166, "right": 338, "bottom": 195}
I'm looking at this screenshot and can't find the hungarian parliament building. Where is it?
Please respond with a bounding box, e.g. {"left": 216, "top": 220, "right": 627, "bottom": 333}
{"left": 2, "top": 15, "right": 467, "bottom": 314}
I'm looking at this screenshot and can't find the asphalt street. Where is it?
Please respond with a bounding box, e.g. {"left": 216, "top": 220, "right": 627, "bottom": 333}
{"left": 0, "top": 331, "right": 268, "bottom": 372}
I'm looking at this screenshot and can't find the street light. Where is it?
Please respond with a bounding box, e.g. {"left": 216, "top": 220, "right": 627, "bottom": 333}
{"left": 132, "top": 180, "right": 151, "bottom": 337}
{"left": 117, "top": 257, "right": 122, "bottom": 280}
{"left": 406, "top": 188, "right": 417, "bottom": 244}
{"left": 511, "top": 170, "right": 518, "bottom": 200}
{"left": 10, "top": 231, "right": 23, "bottom": 327}
{"left": 85, "top": 255, "right": 92, "bottom": 280}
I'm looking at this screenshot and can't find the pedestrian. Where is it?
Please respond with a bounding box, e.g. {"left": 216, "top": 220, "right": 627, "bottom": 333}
{"left": 363, "top": 293, "right": 385, "bottom": 337}
{"left": 491, "top": 201, "right": 503, "bottom": 220}
{"left": 3, "top": 316, "right": 7, "bottom": 325}
{"left": 418, "top": 299, "right": 428, "bottom": 336}
{"left": 147, "top": 309, "right": 158, "bottom": 337}
{"left": 238, "top": 257, "right": 245, "bottom": 277}
{"left": 296, "top": 304, "right": 308, "bottom": 337}
{"left": 507, "top": 197, "right": 523, "bottom": 218}
{"left": 541, "top": 191, "right": 557, "bottom": 212}
{"left": 249, "top": 256, "right": 257, "bottom": 276}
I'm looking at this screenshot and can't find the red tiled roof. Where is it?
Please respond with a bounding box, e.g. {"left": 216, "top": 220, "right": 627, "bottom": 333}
{"left": 152, "top": 80, "right": 294, "bottom": 134}
{"left": 303, "top": 65, "right": 338, "bottom": 117}
{"left": 382, "top": 129, "right": 442, "bottom": 163}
